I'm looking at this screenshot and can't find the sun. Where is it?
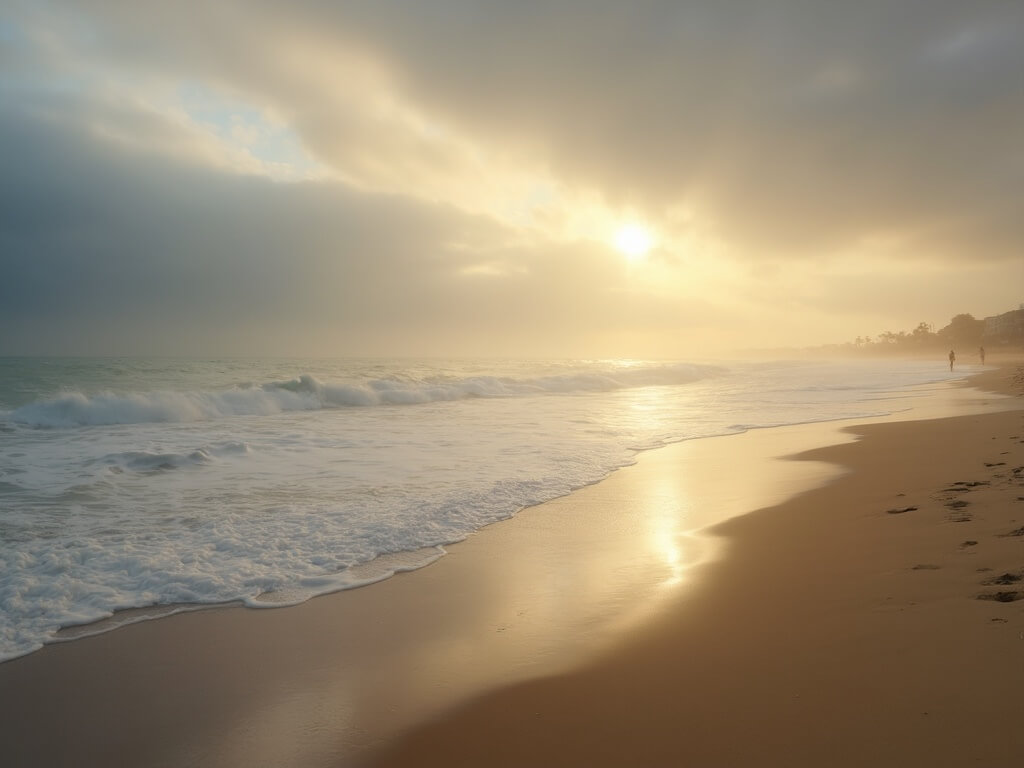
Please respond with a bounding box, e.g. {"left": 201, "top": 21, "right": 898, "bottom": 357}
{"left": 613, "top": 223, "right": 655, "bottom": 261}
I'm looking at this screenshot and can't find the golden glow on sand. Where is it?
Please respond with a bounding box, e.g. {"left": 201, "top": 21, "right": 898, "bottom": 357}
{"left": 613, "top": 223, "right": 655, "bottom": 261}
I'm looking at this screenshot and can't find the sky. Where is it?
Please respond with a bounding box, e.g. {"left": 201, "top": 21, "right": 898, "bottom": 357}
{"left": 2, "top": 0, "right": 1022, "bottom": 358}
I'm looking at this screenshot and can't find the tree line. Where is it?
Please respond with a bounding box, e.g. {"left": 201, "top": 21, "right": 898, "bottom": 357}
{"left": 830, "top": 314, "right": 987, "bottom": 355}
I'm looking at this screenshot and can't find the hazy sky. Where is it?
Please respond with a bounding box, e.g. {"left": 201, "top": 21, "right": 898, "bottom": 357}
{"left": 2, "top": 0, "right": 1022, "bottom": 357}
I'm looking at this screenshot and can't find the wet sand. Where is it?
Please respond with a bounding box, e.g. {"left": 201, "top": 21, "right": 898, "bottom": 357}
{"left": 371, "top": 361, "right": 1024, "bottom": 767}
{"left": 1, "top": 361, "right": 1022, "bottom": 767}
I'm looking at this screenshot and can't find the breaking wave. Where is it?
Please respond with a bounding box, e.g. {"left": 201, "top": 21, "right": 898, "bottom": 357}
{"left": 6, "top": 364, "right": 723, "bottom": 428}
{"left": 97, "top": 442, "right": 252, "bottom": 473}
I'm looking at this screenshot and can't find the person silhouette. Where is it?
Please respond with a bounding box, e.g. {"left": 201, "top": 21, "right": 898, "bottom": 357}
{"left": 948, "top": 349, "right": 956, "bottom": 371}
{"left": 979, "top": 346, "right": 986, "bottom": 365}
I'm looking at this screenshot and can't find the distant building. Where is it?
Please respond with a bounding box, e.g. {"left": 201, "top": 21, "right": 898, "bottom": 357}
{"left": 983, "top": 307, "right": 1024, "bottom": 344}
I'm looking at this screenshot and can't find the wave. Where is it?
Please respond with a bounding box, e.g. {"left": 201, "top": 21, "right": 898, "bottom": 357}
{"left": 5, "top": 363, "right": 724, "bottom": 428}
{"left": 97, "top": 442, "right": 252, "bottom": 473}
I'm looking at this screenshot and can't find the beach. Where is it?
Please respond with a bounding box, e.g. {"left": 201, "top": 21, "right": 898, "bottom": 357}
{"left": 8, "top": 4, "right": 1024, "bottom": 766}
{"left": 2, "top": 360, "right": 1023, "bottom": 767}
{"left": 373, "top": 361, "right": 1024, "bottom": 768}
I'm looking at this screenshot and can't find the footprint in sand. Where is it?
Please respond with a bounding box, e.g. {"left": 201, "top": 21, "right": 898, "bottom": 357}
{"left": 976, "top": 591, "right": 1024, "bottom": 603}
{"left": 945, "top": 499, "right": 972, "bottom": 522}
{"left": 886, "top": 506, "right": 918, "bottom": 514}
{"left": 936, "top": 481, "right": 988, "bottom": 501}
{"left": 981, "top": 572, "right": 1024, "bottom": 586}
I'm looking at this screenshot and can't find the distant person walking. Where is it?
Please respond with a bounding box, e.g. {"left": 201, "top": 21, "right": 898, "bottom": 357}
{"left": 949, "top": 349, "right": 956, "bottom": 371}
{"left": 979, "top": 346, "right": 986, "bottom": 365}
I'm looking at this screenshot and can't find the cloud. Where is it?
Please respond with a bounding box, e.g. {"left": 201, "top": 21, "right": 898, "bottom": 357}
{"left": 2, "top": 1, "right": 1022, "bottom": 356}
{"left": 1, "top": 97, "right": 730, "bottom": 357}
{"left": 31, "top": 1, "right": 1022, "bottom": 264}
{"left": 334, "top": 0, "right": 1023, "bottom": 261}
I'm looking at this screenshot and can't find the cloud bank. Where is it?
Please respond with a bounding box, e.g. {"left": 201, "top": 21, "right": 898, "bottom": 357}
{"left": 2, "top": 1, "right": 1022, "bottom": 356}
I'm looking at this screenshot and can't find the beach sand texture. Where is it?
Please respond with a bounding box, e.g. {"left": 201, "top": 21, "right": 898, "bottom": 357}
{"left": 372, "top": 363, "right": 1024, "bottom": 768}
{"left": 1, "top": 362, "right": 1022, "bottom": 768}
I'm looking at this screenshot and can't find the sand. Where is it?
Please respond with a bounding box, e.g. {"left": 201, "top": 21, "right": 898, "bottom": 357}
{"left": 371, "top": 361, "right": 1024, "bottom": 768}
{"left": 1, "top": 360, "right": 1022, "bottom": 767}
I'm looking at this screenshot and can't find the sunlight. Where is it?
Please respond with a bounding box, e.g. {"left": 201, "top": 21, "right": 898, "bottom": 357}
{"left": 613, "top": 223, "right": 655, "bottom": 262}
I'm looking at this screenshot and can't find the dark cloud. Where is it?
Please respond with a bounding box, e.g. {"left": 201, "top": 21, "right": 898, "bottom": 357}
{"left": 2, "top": 1, "right": 1022, "bottom": 355}
{"left": 1, "top": 100, "right": 716, "bottom": 356}
{"left": 0, "top": 107, "right": 435, "bottom": 352}
{"left": 39, "top": 0, "right": 1024, "bottom": 262}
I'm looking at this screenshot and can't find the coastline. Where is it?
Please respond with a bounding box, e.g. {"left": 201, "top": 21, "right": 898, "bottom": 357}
{"left": 371, "top": 361, "right": 1024, "bottom": 767}
{"left": 0, "top": 361, "right": 1021, "bottom": 767}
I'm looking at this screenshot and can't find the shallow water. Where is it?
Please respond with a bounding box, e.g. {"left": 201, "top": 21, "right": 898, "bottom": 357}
{"left": 0, "top": 356, "right": 976, "bottom": 660}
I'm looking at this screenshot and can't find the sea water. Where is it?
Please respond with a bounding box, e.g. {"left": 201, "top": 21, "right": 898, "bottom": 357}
{"left": 0, "top": 357, "right": 972, "bottom": 661}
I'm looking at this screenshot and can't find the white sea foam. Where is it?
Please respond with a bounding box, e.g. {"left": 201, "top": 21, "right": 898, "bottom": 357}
{"left": 0, "top": 357, "right": 976, "bottom": 662}
{"left": 96, "top": 441, "right": 251, "bottom": 473}
{"left": 7, "top": 363, "right": 722, "bottom": 428}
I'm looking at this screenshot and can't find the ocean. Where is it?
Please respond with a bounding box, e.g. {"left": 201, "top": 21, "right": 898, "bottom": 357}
{"left": 0, "top": 356, "right": 972, "bottom": 662}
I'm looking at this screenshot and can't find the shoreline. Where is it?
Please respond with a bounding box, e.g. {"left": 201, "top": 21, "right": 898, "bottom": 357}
{"left": 1, "top": 361, "right": 994, "bottom": 664}
{"left": 370, "top": 362, "right": 1024, "bottom": 767}
{"left": 1, "top": 362, "right": 1021, "bottom": 767}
